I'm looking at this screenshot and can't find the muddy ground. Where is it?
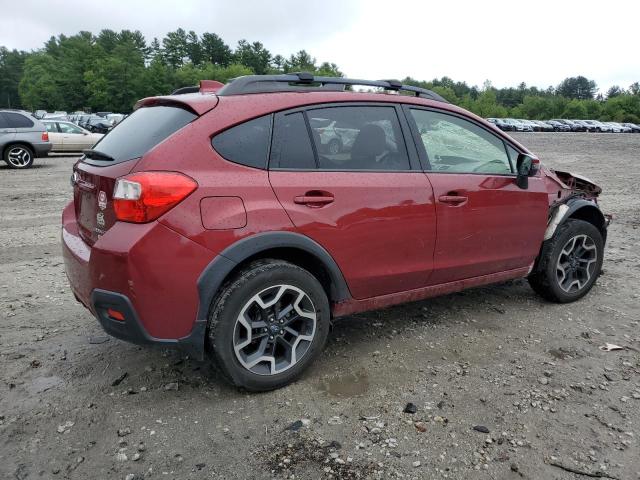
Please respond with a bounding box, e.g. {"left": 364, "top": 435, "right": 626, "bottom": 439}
{"left": 1, "top": 133, "right": 639, "bottom": 480}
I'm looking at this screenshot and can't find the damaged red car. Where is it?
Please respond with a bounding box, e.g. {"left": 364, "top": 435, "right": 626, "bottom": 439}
{"left": 62, "top": 74, "right": 609, "bottom": 391}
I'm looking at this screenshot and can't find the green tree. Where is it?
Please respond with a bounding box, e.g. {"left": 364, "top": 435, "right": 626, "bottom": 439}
{"left": 561, "top": 99, "right": 588, "bottom": 118}
{"left": 19, "top": 53, "right": 64, "bottom": 110}
{"left": 162, "top": 28, "right": 189, "bottom": 68}
{"left": 0, "top": 47, "right": 27, "bottom": 108}
{"left": 234, "top": 40, "right": 271, "bottom": 74}
{"left": 201, "top": 33, "right": 232, "bottom": 66}
{"left": 556, "top": 76, "right": 597, "bottom": 100}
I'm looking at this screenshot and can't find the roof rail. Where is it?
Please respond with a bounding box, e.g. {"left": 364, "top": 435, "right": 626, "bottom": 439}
{"left": 216, "top": 73, "right": 448, "bottom": 103}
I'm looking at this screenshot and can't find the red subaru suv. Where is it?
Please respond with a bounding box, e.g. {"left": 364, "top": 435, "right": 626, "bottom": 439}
{"left": 62, "top": 74, "right": 609, "bottom": 391}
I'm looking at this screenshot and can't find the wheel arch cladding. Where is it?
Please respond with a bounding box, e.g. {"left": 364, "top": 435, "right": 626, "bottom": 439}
{"left": 546, "top": 198, "right": 607, "bottom": 242}
{"left": 196, "top": 231, "right": 351, "bottom": 326}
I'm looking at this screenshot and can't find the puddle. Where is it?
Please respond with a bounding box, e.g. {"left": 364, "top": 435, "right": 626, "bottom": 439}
{"left": 317, "top": 370, "right": 369, "bottom": 397}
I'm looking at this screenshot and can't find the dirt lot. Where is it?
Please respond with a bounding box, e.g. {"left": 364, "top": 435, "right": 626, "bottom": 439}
{"left": 1, "top": 133, "right": 639, "bottom": 480}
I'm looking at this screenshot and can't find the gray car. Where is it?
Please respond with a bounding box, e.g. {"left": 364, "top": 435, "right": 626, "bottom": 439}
{"left": 0, "top": 110, "right": 52, "bottom": 169}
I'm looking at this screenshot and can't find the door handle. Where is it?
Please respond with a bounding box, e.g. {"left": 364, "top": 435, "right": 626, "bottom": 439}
{"left": 294, "top": 192, "right": 334, "bottom": 207}
{"left": 438, "top": 194, "right": 468, "bottom": 205}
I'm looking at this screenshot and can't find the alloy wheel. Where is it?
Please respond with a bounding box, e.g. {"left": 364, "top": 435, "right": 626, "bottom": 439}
{"left": 233, "top": 284, "right": 317, "bottom": 375}
{"left": 7, "top": 147, "right": 32, "bottom": 168}
{"left": 555, "top": 234, "right": 598, "bottom": 293}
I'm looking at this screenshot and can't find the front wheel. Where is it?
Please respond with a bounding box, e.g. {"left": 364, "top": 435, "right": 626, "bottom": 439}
{"left": 207, "top": 260, "right": 330, "bottom": 391}
{"left": 528, "top": 219, "right": 604, "bottom": 303}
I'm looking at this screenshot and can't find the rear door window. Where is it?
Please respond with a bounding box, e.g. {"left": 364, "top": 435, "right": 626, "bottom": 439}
{"left": 86, "top": 106, "right": 196, "bottom": 165}
{"left": 307, "top": 106, "right": 410, "bottom": 171}
{"left": 212, "top": 115, "right": 272, "bottom": 169}
{"left": 5, "top": 112, "right": 35, "bottom": 129}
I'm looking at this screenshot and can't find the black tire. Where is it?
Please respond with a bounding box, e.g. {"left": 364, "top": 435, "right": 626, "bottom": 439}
{"left": 4, "top": 144, "right": 34, "bottom": 169}
{"left": 207, "top": 259, "right": 330, "bottom": 391}
{"left": 528, "top": 219, "right": 604, "bottom": 303}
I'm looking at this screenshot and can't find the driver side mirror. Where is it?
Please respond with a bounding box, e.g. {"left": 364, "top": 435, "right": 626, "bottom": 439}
{"left": 516, "top": 153, "right": 535, "bottom": 189}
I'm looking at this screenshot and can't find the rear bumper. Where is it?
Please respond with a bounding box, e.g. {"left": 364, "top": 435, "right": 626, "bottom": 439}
{"left": 61, "top": 201, "right": 214, "bottom": 359}
{"left": 91, "top": 289, "right": 206, "bottom": 356}
{"left": 33, "top": 142, "right": 52, "bottom": 157}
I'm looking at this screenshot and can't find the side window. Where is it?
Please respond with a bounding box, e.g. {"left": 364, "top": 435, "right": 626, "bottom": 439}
{"left": 212, "top": 115, "right": 272, "bottom": 169}
{"left": 4, "top": 112, "right": 35, "bottom": 129}
{"left": 271, "top": 112, "right": 316, "bottom": 169}
{"left": 59, "top": 122, "right": 83, "bottom": 134}
{"left": 0, "top": 113, "right": 10, "bottom": 128}
{"left": 410, "top": 109, "right": 511, "bottom": 174}
{"left": 308, "top": 106, "right": 410, "bottom": 171}
{"left": 44, "top": 123, "right": 58, "bottom": 133}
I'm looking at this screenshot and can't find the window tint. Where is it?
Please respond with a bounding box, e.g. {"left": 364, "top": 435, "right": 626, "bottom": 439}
{"left": 212, "top": 115, "right": 271, "bottom": 169}
{"left": 44, "top": 122, "right": 58, "bottom": 133}
{"left": 87, "top": 106, "right": 196, "bottom": 165}
{"left": 308, "top": 106, "right": 410, "bottom": 171}
{"left": 58, "top": 122, "right": 83, "bottom": 134}
{"left": 410, "top": 109, "right": 511, "bottom": 174}
{"left": 0, "top": 113, "right": 8, "bottom": 129}
{"left": 4, "top": 112, "right": 34, "bottom": 129}
{"left": 271, "top": 112, "right": 316, "bottom": 169}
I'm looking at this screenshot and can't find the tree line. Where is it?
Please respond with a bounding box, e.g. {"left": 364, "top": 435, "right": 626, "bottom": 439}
{"left": 0, "top": 29, "right": 639, "bottom": 122}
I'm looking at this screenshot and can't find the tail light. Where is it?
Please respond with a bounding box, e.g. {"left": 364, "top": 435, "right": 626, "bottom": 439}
{"left": 113, "top": 172, "right": 197, "bottom": 223}
{"left": 42, "top": 132, "right": 49, "bottom": 141}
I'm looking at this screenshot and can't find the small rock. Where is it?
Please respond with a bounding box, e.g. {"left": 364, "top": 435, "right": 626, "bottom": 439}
{"left": 510, "top": 463, "right": 519, "bottom": 473}
{"left": 132, "top": 453, "right": 141, "bottom": 461}
{"left": 403, "top": 403, "right": 417, "bottom": 414}
{"left": 413, "top": 460, "right": 421, "bottom": 467}
{"left": 111, "top": 372, "right": 128, "bottom": 387}
{"left": 125, "top": 474, "right": 136, "bottom": 480}
{"left": 414, "top": 421, "right": 427, "bottom": 433}
{"left": 328, "top": 416, "right": 342, "bottom": 425}
{"left": 538, "top": 377, "right": 549, "bottom": 385}
{"left": 473, "top": 425, "right": 490, "bottom": 434}
{"left": 164, "top": 382, "right": 179, "bottom": 391}
{"left": 285, "top": 420, "right": 304, "bottom": 432}
{"left": 116, "top": 452, "right": 128, "bottom": 462}
{"left": 89, "top": 336, "right": 109, "bottom": 344}
{"left": 118, "top": 427, "right": 131, "bottom": 437}
{"left": 57, "top": 421, "right": 74, "bottom": 434}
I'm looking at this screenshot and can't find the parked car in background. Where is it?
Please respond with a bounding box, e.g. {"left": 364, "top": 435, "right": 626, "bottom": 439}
{"left": 33, "top": 110, "right": 47, "bottom": 119}
{"left": 106, "top": 113, "right": 125, "bottom": 126}
{"left": 62, "top": 74, "right": 609, "bottom": 391}
{"left": 607, "top": 122, "right": 630, "bottom": 133}
{"left": 530, "top": 120, "right": 553, "bottom": 132}
{"left": 0, "top": 109, "right": 51, "bottom": 168}
{"left": 546, "top": 120, "right": 571, "bottom": 132}
{"left": 84, "top": 115, "right": 113, "bottom": 134}
{"left": 486, "top": 118, "right": 514, "bottom": 131}
{"left": 622, "top": 122, "right": 640, "bottom": 132}
{"left": 503, "top": 118, "right": 533, "bottom": 132}
{"left": 43, "top": 120, "right": 103, "bottom": 153}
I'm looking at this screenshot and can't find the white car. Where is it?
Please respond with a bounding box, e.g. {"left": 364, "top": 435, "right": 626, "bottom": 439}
{"left": 43, "top": 120, "right": 103, "bottom": 153}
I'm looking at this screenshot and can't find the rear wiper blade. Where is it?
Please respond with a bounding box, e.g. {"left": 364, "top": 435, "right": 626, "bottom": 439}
{"left": 83, "top": 149, "right": 114, "bottom": 161}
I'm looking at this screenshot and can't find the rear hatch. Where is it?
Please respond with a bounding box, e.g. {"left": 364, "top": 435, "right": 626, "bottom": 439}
{"left": 73, "top": 105, "right": 198, "bottom": 245}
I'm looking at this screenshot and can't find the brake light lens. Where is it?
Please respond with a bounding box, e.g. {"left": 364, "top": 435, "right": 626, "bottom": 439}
{"left": 42, "top": 132, "right": 49, "bottom": 141}
{"left": 113, "top": 172, "right": 197, "bottom": 223}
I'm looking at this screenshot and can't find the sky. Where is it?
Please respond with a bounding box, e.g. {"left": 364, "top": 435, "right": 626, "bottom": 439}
{"left": 0, "top": 0, "right": 638, "bottom": 93}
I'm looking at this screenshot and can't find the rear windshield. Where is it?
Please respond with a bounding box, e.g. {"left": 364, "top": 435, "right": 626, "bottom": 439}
{"left": 86, "top": 106, "right": 196, "bottom": 165}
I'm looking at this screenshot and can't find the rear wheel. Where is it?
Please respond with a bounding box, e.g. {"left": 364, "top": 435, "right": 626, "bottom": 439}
{"left": 207, "top": 260, "right": 330, "bottom": 391}
{"left": 4, "top": 144, "right": 34, "bottom": 169}
{"left": 528, "top": 219, "right": 603, "bottom": 303}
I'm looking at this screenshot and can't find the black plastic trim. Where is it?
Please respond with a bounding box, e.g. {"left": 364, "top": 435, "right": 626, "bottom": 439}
{"left": 196, "top": 231, "right": 351, "bottom": 329}
{"left": 91, "top": 289, "right": 206, "bottom": 359}
{"left": 217, "top": 73, "right": 448, "bottom": 103}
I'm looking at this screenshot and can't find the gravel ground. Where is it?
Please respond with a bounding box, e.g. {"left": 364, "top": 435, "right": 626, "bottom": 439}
{"left": 1, "top": 133, "right": 639, "bottom": 480}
